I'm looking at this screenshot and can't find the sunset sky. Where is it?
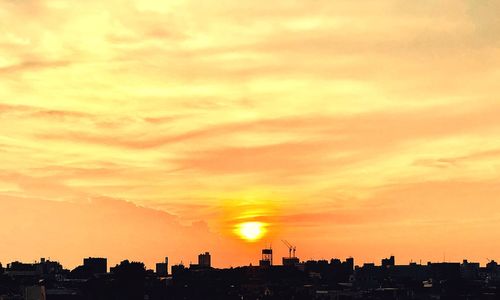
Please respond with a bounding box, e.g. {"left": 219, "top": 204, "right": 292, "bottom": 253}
{"left": 1, "top": 0, "right": 500, "bottom": 270}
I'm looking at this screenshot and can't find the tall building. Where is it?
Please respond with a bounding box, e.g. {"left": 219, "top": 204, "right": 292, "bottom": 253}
{"left": 259, "top": 248, "right": 273, "bottom": 267}
{"left": 156, "top": 257, "right": 169, "bottom": 277}
{"left": 83, "top": 257, "right": 107, "bottom": 274}
{"left": 345, "top": 257, "right": 354, "bottom": 272}
{"left": 198, "top": 252, "right": 211, "bottom": 268}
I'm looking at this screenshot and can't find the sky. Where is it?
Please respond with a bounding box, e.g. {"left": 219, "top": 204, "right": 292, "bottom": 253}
{"left": 1, "top": 0, "right": 500, "bottom": 270}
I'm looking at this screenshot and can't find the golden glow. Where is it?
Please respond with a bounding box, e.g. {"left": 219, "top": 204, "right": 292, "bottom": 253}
{"left": 235, "top": 222, "right": 267, "bottom": 242}
{"left": 1, "top": 0, "right": 500, "bottom": 269}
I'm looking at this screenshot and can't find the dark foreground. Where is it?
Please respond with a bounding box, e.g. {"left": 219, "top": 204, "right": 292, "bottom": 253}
{"left": 1, "top": 256, "right": 500, "bottom": 300}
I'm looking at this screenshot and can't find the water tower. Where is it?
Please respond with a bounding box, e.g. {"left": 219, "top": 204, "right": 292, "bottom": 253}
{"left": 259, "top": 248, "right": 273, "bottom": 267}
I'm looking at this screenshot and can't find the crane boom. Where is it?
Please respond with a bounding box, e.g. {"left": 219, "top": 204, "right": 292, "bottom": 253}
{"left": 281, "top": 240, "right": 297, "bottom": 258}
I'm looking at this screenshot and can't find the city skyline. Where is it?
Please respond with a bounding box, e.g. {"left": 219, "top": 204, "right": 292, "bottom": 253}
{"left": 0, "top": 227, "right": 498, "bottom": 271}
{"left": 4, "top": 251, "right": 498, "bottom": 299}
{"left": 2, "top": 0, "right": 500, "bottom": 271}
{"left": 2, "top": 252, "right": 497, "bottom": 273}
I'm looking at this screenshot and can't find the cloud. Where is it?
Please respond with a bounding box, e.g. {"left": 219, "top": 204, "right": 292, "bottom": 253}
{"left": 171, "top": 103, "right": 500, "bottom": 178}
{"left": 0, "top": 195, "right": 218, "bottom": 269}
{"left": 414, "top": 148, "right": 500, "bottom": 169}
{"left": 0, "top": 60, "right": 71, "bottom": 74}
{"left": 31, "top": 101, "right": 500, "bottom": 152}
{"left": 0, "top": 103, "right": 93, "bottom": 121}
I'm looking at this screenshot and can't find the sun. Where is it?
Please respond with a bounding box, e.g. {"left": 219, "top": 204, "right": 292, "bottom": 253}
{"left": 235, "top": 222, "right": 267, "bottom": 242}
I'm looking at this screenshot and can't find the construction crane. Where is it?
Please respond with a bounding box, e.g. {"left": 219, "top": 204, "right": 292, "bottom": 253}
{"left": 281, "top": 240, "right": 296, "bottom": 258}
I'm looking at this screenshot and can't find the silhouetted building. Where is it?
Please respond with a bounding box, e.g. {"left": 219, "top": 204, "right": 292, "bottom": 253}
{"left": 259, "top": 248, "right": 273, "bottom": 267}
{"left": 382, "top": 255, "right": 395, "bottom": 268}
{"left": 110, "top": 260, "right": 146, "bottom": 300}
{"left": 83, "top": 257, "right": 107, "bottom": 274}
{"left": 6, "top": 261, "right": 37, "bottom": 277}
{"left": 486, "top": 260, "right": 500, "bottom": 280}
{"left": 198, "top": 252, "right": 211, "bottom": 268}
{"left": 429, "top": 262, "right": 461, "bottom": 281}
{"left": 487, "top": 260, "right": 498, "bottom": 270}
{"left": 345, "top": 257, "right": 354, "bottom": 272}
{"left": 461, "top": 259, "right": 480, "bottom": 279}
{"left": 36, "top": 258, "right": 63, "bottom": 276}
{"left": 171, "top": 263, "right": 185, "bottom": 276}
{"left": 282, "top": 257, "right": 300, "bottom": 267}
{"left": 156, "top": 257, "right": 168, "bottom": 277}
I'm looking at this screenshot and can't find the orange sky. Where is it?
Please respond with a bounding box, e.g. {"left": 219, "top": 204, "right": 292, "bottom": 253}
{"left": 1, "top": 0, "right": 500, "bottom": 270}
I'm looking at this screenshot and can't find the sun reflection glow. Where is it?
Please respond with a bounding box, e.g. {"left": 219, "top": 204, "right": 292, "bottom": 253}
{"left": 235, "top": 222, "right": 267, "bottom": 242}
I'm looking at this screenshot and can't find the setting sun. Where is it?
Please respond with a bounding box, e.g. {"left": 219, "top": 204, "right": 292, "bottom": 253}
{"left": 235, "top": 222, "right": 267, "bottom": 242}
